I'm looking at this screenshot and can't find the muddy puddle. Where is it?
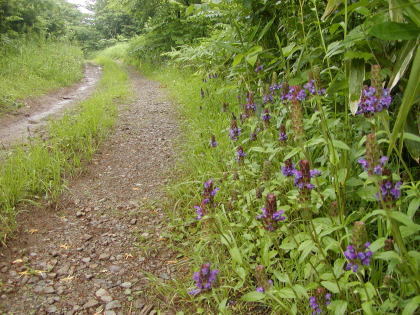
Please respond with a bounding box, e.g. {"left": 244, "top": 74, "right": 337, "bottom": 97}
{"left": 0, "top": 63, "right": 102, "bottom": 148}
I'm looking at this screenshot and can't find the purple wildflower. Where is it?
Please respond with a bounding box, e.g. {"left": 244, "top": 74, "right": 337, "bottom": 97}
{"left": 281, "top": 159, "right": 295, "bottom": 177}
{"left": 293, "top": 160, "right": 319, "bottom": 190}
{"left": 194, "top": 205, "right": 204, "bottom": 220}
{"left": 203, "top": 180, "right": 219, "bottom": 205}
{"left": 188, "top": 263, "right": 219, "bottom": 296}
{"left": 304, "top": 80, "right": 317, "bottom": 95}
{"left": 256, "top": 287, "right": 265, "bottom": 293}
{"left": 358, "top": 155, "right": 388, "bottom": 175}
{"left": 229, "top": 116, "right": 241, "bottom": 141}
{"left": 236, "top": 146, "right": 246, "bottom": 163}
{"left": 344, "top": 242, "right": 373, "bottom": 272}
{"left": 379, "top": 180, "right": 402, "bottom": 201}
{"left": 210, "top": 135, "right": 218, "bottom": 148}
{"left": 256, "top": 194, "right": 286, "bottom": 231}
{"left": 255, "top": 65, "right": 264, "bottom": 72}
{"left": 309, "top": 288, "right": 332, "bottom": 314}
{"left": 270, "top": 83, "right": 282, "bottom": 92}
{"left": 356, "top": 86, "right": 392, "bottom": 116}
{"left": 279, "top": 125, "right": 288, "bottom": 142}
{"left": 263, "top": 93, "right": 274, "bottom": 104}
{"left": 262, "top": 108, "right": 271, "bottom": 125}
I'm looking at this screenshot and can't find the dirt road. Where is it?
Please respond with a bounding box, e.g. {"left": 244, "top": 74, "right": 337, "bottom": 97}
{"left": 0, "top": 66, "right": 182, "bottom": 314}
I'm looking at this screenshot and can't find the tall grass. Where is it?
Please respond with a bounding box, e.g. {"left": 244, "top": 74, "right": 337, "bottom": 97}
{"left": 0, "top": 56, "right": 130, "bottom": 243}
{"left": 0, "top": 38, "right": 84, "bottom": 112}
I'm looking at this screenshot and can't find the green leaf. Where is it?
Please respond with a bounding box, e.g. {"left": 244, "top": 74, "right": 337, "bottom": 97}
{"left": 344, "top": 50, "right": 373, "bottom": 61}
{"left": 321, "top": 281, "right": 340, "bottom": 294}
{"left": 232, "top": 53, "right": 244, "bottom": 67}
{"left": 357, "top": 186, "right": 378, "bottom": 201}
{"left": 332, "top": 139, "right": 351, "bottom": 150}
{"left": 402, "top": 295, "right": 420, "bottom": 315}
{"left": 369, "top": 22, "right": 420, "bottom": 40}
{"left": 376, "top": 251, "right": 403, "bottom": 262}
{"left": 278, "top": 287, "right": 296, "bottom": 299}
{"left": 241, "top": 291, "right": 265, "bottom": 302}
{"left": 328, "top": 300, "right": 348, "bottom": 315}
{"left": 408, "top": 198, "right": 420, "bottom": 219}
{"left": 229, "top": 247, "right": 243, "bottom": 265}
{"left": 245, "top": 45, "right": 263, "bottom": 67}
{"left": 348, "top": 59, "right": 365, "bottom": 115}
{"left": 322, "top": 0, "right": 343, "bottom": 21}
{"left": 388, "top": 40, "right": 417, "bottom": 91}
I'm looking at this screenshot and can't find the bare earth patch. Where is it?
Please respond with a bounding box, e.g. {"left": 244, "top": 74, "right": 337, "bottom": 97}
{"left": 0, "top": 63, "right": 101, "bottom": 148}
{"left": 0, "top": 66, "right": 182, "bottom": 314}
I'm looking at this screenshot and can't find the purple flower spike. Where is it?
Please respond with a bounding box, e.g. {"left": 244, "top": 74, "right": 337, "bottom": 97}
{"left": 344, "top": 242, "right": 373, "bottom": 272}
{"left": 255, "top": 65, "right": 264, "bottom": 72}
{"left": 356, "top": 86, "right": 392, "bottom": 116}
{"left": 236, "top": 146, "right": 246, "bottom": 163}
{"left": 210, "top": 135, "right": 218, "bottom": 147}
{"left": 194, "top": 205, "right": 204, "bottom": 220}
{"left": 189, "top": 263, "right": 219, "bottom": 296}
{"left": 256, "top": 194, "right": 286, "bottom": 231}
{"left": 281, "top": 159, "right": 295, "bottom": 177}
{"left": 256, "top": 287, "right": 265, "bottom": 293}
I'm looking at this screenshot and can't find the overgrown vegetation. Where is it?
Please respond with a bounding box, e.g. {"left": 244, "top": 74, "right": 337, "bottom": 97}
{"left": 111, "top": 0, "right": 420, "bottom": 313}
{"left": 0, "top": 57, "right": 130, "bottom": 243}
{"left": 0, "top": 38, "right": 83, "bottom": 112}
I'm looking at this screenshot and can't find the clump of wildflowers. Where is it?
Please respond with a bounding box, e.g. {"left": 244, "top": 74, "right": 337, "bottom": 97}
{"left": 344, "top": 221, "right": 374, "bottom": 272}
{"left": 255, "top": 265, "right": 273, "bottom": 293}
{"left": 188, "top": 263, "right": 219, "bottom": 296}
{"left": 285, "top": 85, "right": 307, "bottom": 102}
{"left": 209, "top": 135, "right": 218, "bottom": 148}
{"left": 236, "top": 146, "right": 246, "bottom": 163}
{"left": 256, "top": 194, "right": 286, "bottom": 231}
{"left": 229, "top": 115, "right": 241, "bottom": 141}
{"left": 309, "top": 288, "right": 331, "bottom": 314}
{"left": 279, "top": 125, "right": 288, "bottom": 142}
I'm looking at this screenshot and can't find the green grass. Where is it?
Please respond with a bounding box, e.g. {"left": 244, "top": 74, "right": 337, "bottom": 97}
{"left": 95, "top": 42, "right": 130, "bottom": 60}
{"left": 0, "top": 56, "right": 130, "bottom": 243}
{"left": 0, "top": 39, "right": 84, "bottom": 112}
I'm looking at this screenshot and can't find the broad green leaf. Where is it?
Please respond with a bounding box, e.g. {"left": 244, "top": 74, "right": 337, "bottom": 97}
{"left": 229, "top": 247, "right": 243, "bottom": 265}
{"left": 232, "top": 53, "right": 244, "bottom": 67}
{"left": 332, "top": 139, "right": 351, "bottom": 150}
{"left": 402, "top": 295, "right": 420, "bottom": 315}
{"left": 404, "top": 110, "right": 420, "bottom": 162}
{"left": 388, "top": 47, "right": 420, "bottom": 157}
{"left": 241, "top": 291, "right": 265, "bottom": 302}
{"left": 369, "top": 22, "right": 420, "bottom": 40}
{"left": 321, "top": 281, "right": 340, "bottom": 294}
{"left": 348, "top": 59, "right": 365, "bottom": 115}
{"left": 376, "top": 251, "right": 403, "bottom": 262}
{"left": 388, "top": 40, "right": 417, "bottom": 91}
{"left": 408, "top": 198, "right": 420, "bottom": 219}
{"left": 344, "top": 51, "right": 373, "bottom": 61}
{"left": 357, "top": 186, "right": 378, "bottom": 202}
{"left": 328, "top": 300, "right": 348, "bottom": 315}
{"left": 321, "top": 0, "right": 343, "bottom": 21}
{"left": 395, "top": 0, "right": 420, "bottom": 27}
{"left": 278, "top": 287, "right": 296, "bottom": 299}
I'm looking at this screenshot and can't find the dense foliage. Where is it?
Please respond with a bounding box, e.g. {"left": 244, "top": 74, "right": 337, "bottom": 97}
{"left": 115, "top": 0, "right": 420, "bottom": 314}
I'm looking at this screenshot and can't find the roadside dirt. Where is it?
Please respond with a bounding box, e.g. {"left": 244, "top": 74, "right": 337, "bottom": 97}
{"left": 0, "top": 66, "right": 184, "bottom": 315}
{"left": 0, "top": 63, "right": 102, "bottom": 148}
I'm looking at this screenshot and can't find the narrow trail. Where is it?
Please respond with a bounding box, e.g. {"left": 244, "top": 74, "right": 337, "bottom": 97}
{"left": 0, "top": 63, "right": 102, "bottom": 148}
{"left": 0, "top": 66, "right": 181, "bottom": 315}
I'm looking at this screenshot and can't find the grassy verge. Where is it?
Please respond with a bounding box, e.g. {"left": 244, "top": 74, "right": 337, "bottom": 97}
{"left": 0, "top": 39, "right": 84, "bottom": 112}
{"left": 0, "top": 56, "right": 130, "bottom": 243}
{"left": 132, "top": 59, "right": 420, "bottom": 315}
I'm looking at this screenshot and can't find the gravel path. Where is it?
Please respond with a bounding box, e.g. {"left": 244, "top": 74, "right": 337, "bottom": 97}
{"left": 0, "top": 63, "right": 102, "bottom": 148}
{"left": 0, "top": 66, "right": 181, "bottom": 314}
